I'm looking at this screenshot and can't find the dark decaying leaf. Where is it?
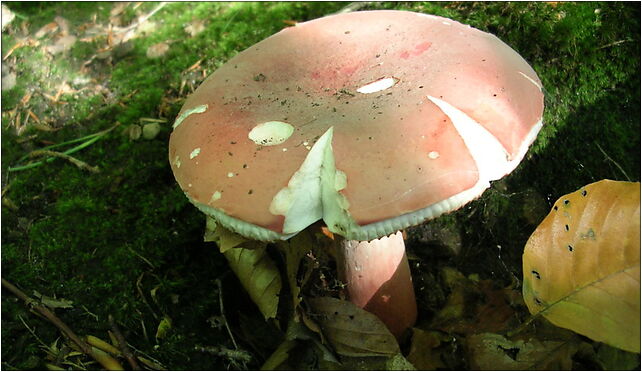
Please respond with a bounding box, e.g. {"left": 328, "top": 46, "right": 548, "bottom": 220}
{"left": 466, "top": 332, "right": 581, "bottom": 370}
{"left": 406, "top": 328, "right": 445, "bottom": 370}
{"left": 307, "top": 297, "right": 399, "bottom": 357}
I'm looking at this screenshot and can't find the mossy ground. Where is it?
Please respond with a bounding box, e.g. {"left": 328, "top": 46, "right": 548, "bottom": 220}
{"left": 1, "top": 2, "right": 639, "bottom": 370}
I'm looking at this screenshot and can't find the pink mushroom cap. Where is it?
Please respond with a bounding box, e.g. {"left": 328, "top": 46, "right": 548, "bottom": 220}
{"left": 168, "top": 10, "right": 544, "bottom": 242}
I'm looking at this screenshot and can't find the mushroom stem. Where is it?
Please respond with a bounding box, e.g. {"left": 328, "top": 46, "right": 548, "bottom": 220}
{"left": 336, "top": 231, "right": 417, "bottom": 339}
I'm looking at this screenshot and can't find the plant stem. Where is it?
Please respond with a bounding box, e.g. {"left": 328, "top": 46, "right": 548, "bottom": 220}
{"left": 8, "top": 123, "right": 120, "bottom": 172}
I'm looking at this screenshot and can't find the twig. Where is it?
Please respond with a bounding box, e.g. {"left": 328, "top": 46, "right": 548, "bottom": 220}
{"left": 1, "top": 278, "right": 123, "bottom": 370}
{"left": 126, "top": 343, "right": 166, "bottom": 370}
{"left": 109, "top": 315, "right": 141, "bottom": 370}
{"left": 194, "top": 345, "right": 251, "bottom": 364}
{"left": 136, "top": 272, "right": 160, "bottom": 321}
{"left": 597, "top": 39, "right": 632, "bottom": 50}
{"left": 3, "top": 278, "right": 88, "bottom": 352}
{"left": 595, "top": 142, "right": 631, "bottom": 181}
{"left": 28, "top": 150, "right": 100, "bottom": 173}
{"left": 114, "top": 2, "right": 168, "bottom": 43}
{"left": 17, "top": 314, "right": 49, "bottom": 348}
{"left": 216, "top": 278, "right": 239, "bottom": 350}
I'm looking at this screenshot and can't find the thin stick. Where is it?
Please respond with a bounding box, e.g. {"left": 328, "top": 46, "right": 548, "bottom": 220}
{"left": 597, "top": 39, "right": 632, "bottom": 49}
{"left": 109, "top": 315, "right": 141, "bottom": 370}
{"left": 18, "top": 314, "right": 48, "bottom": 348}
{"left": 194, "top": 345, "right": 251, "bottom": 364}
{"left": 216, "top": 278, "right": 239, "bottom": 350}
{"left": 2, "top": 278, "right": 123, "bottom": 370}
{"left": 595, "top": 142, "right": 631, "bottom": 181}
{"left": 2, "top": 278, "right": 90, "bottom": 354}
{"left": 28, "top": 150, "right": 100, "bottom": 173}
{"left": 115, "top": 2, "right": 168, "bottom": 40}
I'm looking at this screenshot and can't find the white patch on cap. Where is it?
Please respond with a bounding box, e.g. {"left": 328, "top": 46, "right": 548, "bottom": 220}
{"left": 210, "top": 191, "right": 222, "bottom": 203}
{"left": 173, "top": 104, "right": 208, "bottom": 129}
{"left": 442, "top": 21, "right": 451, "bottom": 25}
{"left": 249, "top": 121, "right": 294, "bottom": 146}
{"left": 174, "top": 155, "right": 182, "bottom": 168}
{"left": 357, "top": 77, "right": 398, "bottom": 94}
{"left": 334, "top": 170, "right": 347, "bottom": 191}
{"left": 428, "top": 151, "right": 440, "bottom": 159}
{"left": 269, "top": 129, "right": 333, "bottom": 233}
{"left": 190, "top": 148, "right": 201, "bottom": 159}
{"left": 269, "top": 127, "right": 361, "bottom": 236}
{"left": 227, "top": 172, "right": 234, "bottom": 178}
{"left": 518, "top": 71, "right": 543, "bottom": 91}
{"left": 427, "top": 95, "right": 510, "bottom": 183}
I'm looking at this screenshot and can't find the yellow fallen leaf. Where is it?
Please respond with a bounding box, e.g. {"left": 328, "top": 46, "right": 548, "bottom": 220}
{"left": 224, "top": 246, "right": 281, "bottom": 320}
{"left": 523, "top": 180, "right": 640, "bottom": 352}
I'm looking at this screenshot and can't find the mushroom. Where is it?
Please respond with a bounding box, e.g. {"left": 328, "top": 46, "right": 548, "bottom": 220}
{"left": 169, "top": 10, "right": 544, "bottom": 339}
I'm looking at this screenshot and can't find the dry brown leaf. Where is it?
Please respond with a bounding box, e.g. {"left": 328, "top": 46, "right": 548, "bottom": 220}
{"left": 54, "top": 16, "right": 70, "bottom": 36}
{"left": 523, "top": 179, "right": 640, "bottom": 353}
{"left": 46, "top": 35, "right": 77, "bottom": 55}
{"left": 146, "top": 42, "right": 169, "bottom": 58}
{"left": 35, "top": 21, "right": 59, "bottom": 38}
{"left": 184, "top": 19, "right": 206, "bottom": 37}
{"left": 307, "top": 297, "right": 399, "bottom": 357}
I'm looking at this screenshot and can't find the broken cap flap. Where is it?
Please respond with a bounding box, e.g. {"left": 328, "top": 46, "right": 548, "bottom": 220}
{"left": 168, "top": 10, "right": 544, "bottom": 241}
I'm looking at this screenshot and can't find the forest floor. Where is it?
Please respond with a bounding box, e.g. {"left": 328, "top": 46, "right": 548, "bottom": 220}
{"left": 1, "top": 2, "right": 639, "bottom": 370}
